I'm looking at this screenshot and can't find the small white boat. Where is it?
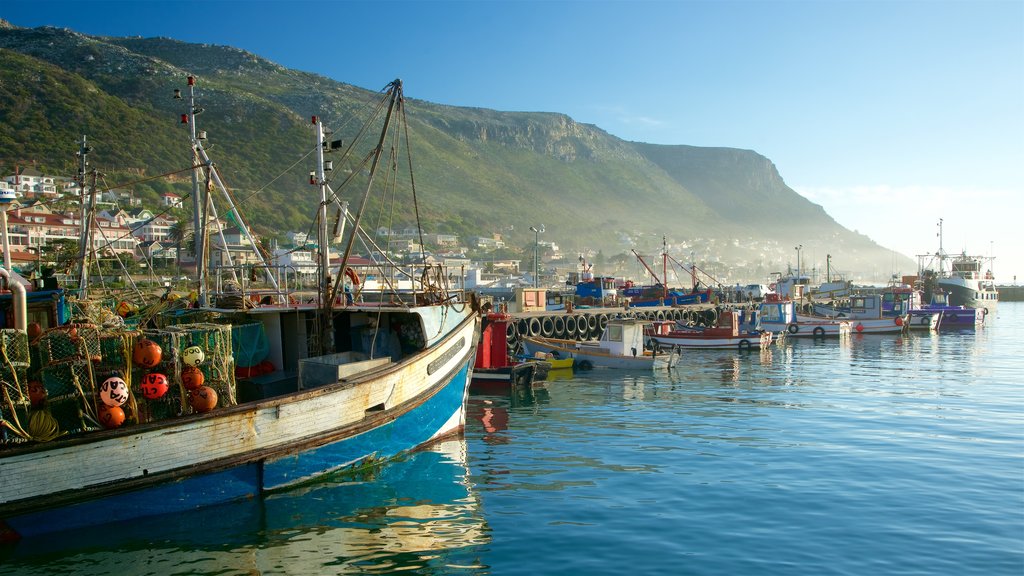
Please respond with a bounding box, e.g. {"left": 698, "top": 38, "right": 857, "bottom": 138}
{"left": 522, "top": 317, "right": 677, "bottom": 370}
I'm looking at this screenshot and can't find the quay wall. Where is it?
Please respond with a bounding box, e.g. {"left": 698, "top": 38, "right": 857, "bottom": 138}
{"left": 997, "top": 285, "right": 1022, "bottom": 302}
{"left": 500, "top": 304, "right": 726, "bottom": 352}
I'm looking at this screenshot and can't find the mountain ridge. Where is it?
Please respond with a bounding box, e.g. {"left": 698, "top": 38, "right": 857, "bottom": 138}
{"left": 0, "top": 20, "right": 911, "bottom": 281}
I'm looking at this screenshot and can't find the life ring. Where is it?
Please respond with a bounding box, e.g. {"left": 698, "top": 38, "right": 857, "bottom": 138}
{"left": 738, "top": 339, "right": 752, "bottom": 352}
{"left": 787, "top": 323, "right": 799, "bottom": 334}
{"left": 813, "top": 326, "right": 826, "bottom": 337}
{"left": 919, "top": 316, "right": 930, "bottom": 326}
{"left": 344, "top": 267, "right": 360, "bottom": 286}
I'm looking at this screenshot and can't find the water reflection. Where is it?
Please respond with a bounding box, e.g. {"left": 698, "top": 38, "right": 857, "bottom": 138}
{"left": 0, "top": 439, "right": 489, "bottom": 575}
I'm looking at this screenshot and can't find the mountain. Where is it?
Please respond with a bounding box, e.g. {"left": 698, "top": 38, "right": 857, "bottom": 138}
{"left": 0, "top": 21, "right": 912, "bottom": 282}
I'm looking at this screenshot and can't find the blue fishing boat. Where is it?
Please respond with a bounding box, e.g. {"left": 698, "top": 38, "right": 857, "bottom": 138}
{"left": 0, "top": 79, "right": 479, "bottom": 540}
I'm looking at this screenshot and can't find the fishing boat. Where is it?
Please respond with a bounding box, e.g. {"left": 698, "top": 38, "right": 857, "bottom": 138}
{"left": 646, "top": 308, "right": 773, "bottom": 351}
{"left": 913, "top": 291, "right": 985, "bottom": 330}
{"left": 759, "top": 293, "right": 909, "bottom": 337}
{"left": 917, "top": 218, "right": 998, "bottom": 313}
{"left": 521, "top": 316, "right": 678, "bottom": 370}
{"left": 622, "top": 238, "right": 709, "bottom": 307}
{"left": 880, "top": 278, "right": 979, "bottom": 331}
{"left": 472, "top": 311, "right": 549, "bottom": 391}
{"left": 0, "top": 79, "right": 479, "bottom": 540}
{"left": 2, "top": 438, "right": 487, "bottom": 567}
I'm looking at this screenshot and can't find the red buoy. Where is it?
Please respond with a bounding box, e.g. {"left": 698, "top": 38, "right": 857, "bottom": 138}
{"left": 189, "top": 386, "right": 218, "bottom": 413}
{"left": 140, "top": 373, "right": 170, "bottom": 400}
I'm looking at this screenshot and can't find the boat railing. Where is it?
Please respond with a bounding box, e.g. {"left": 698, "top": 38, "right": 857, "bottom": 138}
{"left": 207, "top": 263, "right": 468, "bottom": 308}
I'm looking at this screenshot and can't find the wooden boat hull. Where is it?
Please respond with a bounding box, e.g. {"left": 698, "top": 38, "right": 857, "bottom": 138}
{"left": 0, "top": 310, "right": 478, "bottom": 539}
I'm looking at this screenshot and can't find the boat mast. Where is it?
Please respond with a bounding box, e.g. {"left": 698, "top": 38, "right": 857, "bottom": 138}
{"left": 313, "top": 115, "right": 333, "bottom": 355}
{"left": 331, "top": 80, "right": 402, "bottom": 305}
{"left": 176, "top": 76, "right": 281, "bottom": 302}
{"left": 179, "top": 76, "right": 207, "bottom": 307}
{"left": 661, "top": 236, "right": 668, "bottom": 299}
{"left": 74, "top": 136, "right": 96, "bottom": 299}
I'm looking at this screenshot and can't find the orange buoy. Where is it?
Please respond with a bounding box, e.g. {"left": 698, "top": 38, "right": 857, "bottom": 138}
{"left": 27, "top": 322, "right": 42, "bottom": 341}
{"left": 133, "top": 339, "right": 163, "bottom": 369}
{"left": 855, "top": 323, "right": 864, "bottom": 333}
{"left": 140, "top": 373, "right": 170, "bottom": 400}
{"left": 181, "top": 366, "right": 205, "bottom": 391}
{"left": 99, "top": 405, "right": 126, "bottom": 429}
{"left": 189, "top": 386, "right": 218, "bottom": 413}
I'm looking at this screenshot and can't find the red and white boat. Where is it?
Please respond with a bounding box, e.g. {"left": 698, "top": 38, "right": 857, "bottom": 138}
{"left": 646, "top": 309, "right": 773, "bottom": 351}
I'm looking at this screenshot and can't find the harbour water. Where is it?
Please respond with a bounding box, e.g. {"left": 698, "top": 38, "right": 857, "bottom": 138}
{"left": 2, "top": 304, "right": 1022, "bottom": 575}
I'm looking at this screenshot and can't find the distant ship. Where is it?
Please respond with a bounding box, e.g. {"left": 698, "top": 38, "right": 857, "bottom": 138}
{"left": 917, "top": 219, "right": 998, "bottom": 313}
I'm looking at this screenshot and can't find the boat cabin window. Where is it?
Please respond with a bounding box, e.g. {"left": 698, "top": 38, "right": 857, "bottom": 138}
{"left": 761, "top": 305, "right": 784, "bottom": 322}
{"left": 606, "top": 324, "right": 623, "bottom": 342}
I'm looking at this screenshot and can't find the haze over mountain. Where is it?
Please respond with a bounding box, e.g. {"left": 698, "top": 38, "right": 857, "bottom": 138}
{"left": 0, "top": 21, "right": 912, "bottom": 283}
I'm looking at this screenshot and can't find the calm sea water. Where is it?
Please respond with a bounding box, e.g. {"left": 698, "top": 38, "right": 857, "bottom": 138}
{"left": 2, "top": 304, "right": 1022, "bottom": 575}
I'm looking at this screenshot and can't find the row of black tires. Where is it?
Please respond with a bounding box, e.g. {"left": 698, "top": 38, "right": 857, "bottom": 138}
{"left": 505, "top": 308, "right": 721, "bottom": 346}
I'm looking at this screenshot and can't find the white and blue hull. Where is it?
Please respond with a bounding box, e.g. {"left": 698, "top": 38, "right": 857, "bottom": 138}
{"left": 0, "top": 310, "right": 477, "bottom": 539}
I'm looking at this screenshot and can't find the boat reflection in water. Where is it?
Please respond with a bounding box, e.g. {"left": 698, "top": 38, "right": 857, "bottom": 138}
{"left": 0, "top": 439, "right": 488, "bottom": 574}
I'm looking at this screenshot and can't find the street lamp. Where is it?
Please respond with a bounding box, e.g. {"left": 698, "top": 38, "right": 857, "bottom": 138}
{"left": 530, "top": 225, "right": 544, "bottom": 288}
{"left": 794, "top": 244, "right": 803, "bottom": 276}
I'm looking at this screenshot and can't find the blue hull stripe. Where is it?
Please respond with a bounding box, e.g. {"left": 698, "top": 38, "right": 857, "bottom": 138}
{"left": 262, "top": 360, "right": 471, "bottom": 490}
{"left": 4, "top": 359, "right": 471, "bottom": 538}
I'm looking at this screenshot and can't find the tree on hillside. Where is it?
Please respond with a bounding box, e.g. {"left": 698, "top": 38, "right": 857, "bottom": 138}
{"left": 167, "top": 220, "right": 193, "bottom": 273}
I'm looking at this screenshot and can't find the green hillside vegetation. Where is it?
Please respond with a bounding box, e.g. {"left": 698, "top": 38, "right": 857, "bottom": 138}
{"left": 0, "top": 22, "right": 914, "bottom": 280}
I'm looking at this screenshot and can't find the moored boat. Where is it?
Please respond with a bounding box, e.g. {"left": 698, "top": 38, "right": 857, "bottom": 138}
{"left": 522, "top": 316, "right": 678, "bottom": 370}
{"left": 472, "top": 312, "right": 549, "bottom": 390}
{"left": 759, "top": 294, "right": 907, "bottom": 337}
{"left": 646, "top": 308, "right": 773, "bottom": 352}
{"left": 0, "top": 79, "right": 480, "bottom": 540}
{"left": 917, "top": 218, "right": 998, "bottom": 313}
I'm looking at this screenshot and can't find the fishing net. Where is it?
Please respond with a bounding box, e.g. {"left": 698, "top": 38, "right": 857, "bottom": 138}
{"left": 0, "top": 330, "right": 31, "bottom": 444}
{"left": 231, "top": 322, "right": 269, "bottom": 369}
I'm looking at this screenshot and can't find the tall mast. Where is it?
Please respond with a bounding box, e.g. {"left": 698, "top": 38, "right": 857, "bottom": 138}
{"left": 74, "top": 136, "right": 95, "bottom": 298}
{"left": 177, "top": 76, "right": 208, "bottom": 306}
{"left": 313, "top": 115, "right": 333, "bottom": 354}
{"left": 661, "top": 235, "right": 668, "bottom": 299}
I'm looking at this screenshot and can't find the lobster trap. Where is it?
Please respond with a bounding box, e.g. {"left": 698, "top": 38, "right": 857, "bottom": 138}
{"left": 0, "top": 329, "right": 31, "bottom": 444}
{"left": 132, "top": 323, "right": 236, "bottom": 422}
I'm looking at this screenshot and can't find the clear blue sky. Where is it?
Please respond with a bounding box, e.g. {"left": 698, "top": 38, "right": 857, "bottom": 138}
{"left": 4, "top": 0, "right": 1023, "bottom": 282}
